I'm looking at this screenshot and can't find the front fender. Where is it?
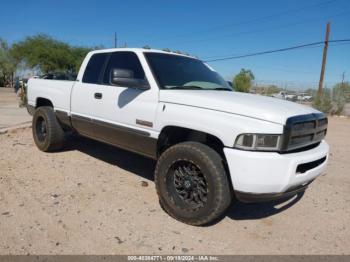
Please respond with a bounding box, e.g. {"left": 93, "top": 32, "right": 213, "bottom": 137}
{"left": 154, "top": 103, "right": 284, "bottom": 147}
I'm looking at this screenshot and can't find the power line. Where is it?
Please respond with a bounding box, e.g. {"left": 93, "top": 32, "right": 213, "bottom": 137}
{"left": 245, "top": 63, "right": 345, "bottom": 77}
{"left": 330, "top": 41, "right": 350, "bottom": 47}
{"left": 179, "top": 9, "right": 350, "bottom": 45}
{"left": 205, "top": 39, "right": 350, "bottom": 62}
{"left": 246, "top": 63, "right": 319, "bottom": 75}
{"left": 177, "top": 0, "right": 339, "bottom": 37}
{"left": 136, "top": 0, "right": 347, "bottom": 46}
{"left": 203, "top": 40, "right": 325, "bottom": 60}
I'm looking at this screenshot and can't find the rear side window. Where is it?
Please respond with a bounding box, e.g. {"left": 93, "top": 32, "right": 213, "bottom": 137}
{"left": 102, "top": 52, "right": 145, "bottom": 85}
{"left": 82, "top": 53, "right": 108, "bottom": 84}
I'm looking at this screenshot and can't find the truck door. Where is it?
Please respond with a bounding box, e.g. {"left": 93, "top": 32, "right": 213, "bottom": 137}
{"left": 91, "top": 51, "right": 158, "bottom": 158}
{"left": 70, "top": 52, "right": 109, "bottom": 138}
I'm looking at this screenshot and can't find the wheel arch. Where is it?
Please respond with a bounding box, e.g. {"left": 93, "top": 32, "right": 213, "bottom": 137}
{"left": 36, "top": 97, "right": 54, "bottom": 108}
{"left": 157, "top": 125, "right": 235, "bottom": 193}
{"left": 157, "top": 125, "right": 226, "bottom": 160}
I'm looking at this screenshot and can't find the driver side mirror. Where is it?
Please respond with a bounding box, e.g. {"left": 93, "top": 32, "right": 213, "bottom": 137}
{"left": 111, "top": 68, "right": 150, "bottom": 90}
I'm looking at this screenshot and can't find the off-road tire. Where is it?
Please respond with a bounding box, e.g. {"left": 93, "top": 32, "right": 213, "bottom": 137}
{"left": 155, "top": 142, "right": 232, "bottom": 226}
{"left": 32, "top": 106, "right": 65, "bottom": 152}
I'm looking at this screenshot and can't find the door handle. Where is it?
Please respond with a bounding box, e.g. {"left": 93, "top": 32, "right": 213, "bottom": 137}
{"left": 94, "top": 93, "right": 102, "bottom": 99}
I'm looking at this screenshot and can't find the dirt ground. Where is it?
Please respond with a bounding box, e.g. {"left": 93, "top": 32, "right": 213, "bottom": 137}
{"left": 0, "top": 117, "right": 349, "bottom": 255}
{"left": 0, "top": 88, "right": 31, "bottom": 130}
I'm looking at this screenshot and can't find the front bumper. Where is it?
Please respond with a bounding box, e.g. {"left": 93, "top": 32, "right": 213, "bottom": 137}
{"left": 224, "top": 140, "right": 329, "bottom": 201}
{"left": 235, "top": 180, "right": 312, "bottom": 203}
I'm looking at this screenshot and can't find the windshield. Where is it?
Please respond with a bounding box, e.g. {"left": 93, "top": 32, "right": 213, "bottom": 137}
{"left": 144, "top": 52, "right": 232, "bottom": 91}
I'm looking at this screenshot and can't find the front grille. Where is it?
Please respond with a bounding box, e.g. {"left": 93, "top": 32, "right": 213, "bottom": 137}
{"left": 318, "top": 118, "right": 328, "bottom": 127}
{"left": 281, "top": 113, "right": 327, "bottom": 152}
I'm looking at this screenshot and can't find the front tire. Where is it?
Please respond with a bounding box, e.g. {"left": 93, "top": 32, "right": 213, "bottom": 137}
{"left": 155, "top": 142, "right": 232, "bottom": 226}
{"left": 32, "top": 106, "right": 65, "bottom": 152}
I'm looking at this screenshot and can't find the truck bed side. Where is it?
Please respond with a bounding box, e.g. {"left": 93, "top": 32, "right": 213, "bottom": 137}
{"left": 27, "top": 78, "right": 75, "bottom": 113}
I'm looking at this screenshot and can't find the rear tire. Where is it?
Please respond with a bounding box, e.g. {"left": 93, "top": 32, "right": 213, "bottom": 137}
{"left": 32, "top": 106, "right": 65, "bottom": 152}
{"left": 155, "top": 142, "right": 232, "bottom": 226}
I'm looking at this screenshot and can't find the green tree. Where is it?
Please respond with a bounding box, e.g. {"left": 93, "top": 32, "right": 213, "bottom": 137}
{"left": 11, "top": 34, "right": 90, "bottom": 74}
{"left": 70, "top": 46, "right": 91, "bottom": 73}
{"left": 233, "top": 69, "right": 255, "bottom": 93}
{"left": 0, "top": 38, "right": 17, "bottom": 87}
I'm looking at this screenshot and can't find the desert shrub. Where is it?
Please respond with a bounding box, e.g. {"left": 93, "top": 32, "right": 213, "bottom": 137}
{"left": 313, "top": 92, "right": 332, "bottom": 113}
{"left": 332, "top": 86, "right": 347, "bottom": 115}
{"left": 233, "top": 69, "right": 254, "bottom": 93}
{"left": 312, "top": 83, "right": 349, "bottom": 115}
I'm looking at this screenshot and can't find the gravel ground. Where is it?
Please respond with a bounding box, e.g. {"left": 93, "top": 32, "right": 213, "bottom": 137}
{"left": 0, "top": 117, "right": 349, "bottom": 255}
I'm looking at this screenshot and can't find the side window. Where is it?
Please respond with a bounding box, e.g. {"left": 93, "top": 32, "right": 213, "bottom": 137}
{"left": 102, "top": 52, "right": 145, "bottom": 85}
{"left": 82, "top": 53, "right": 108, "bottom": 84}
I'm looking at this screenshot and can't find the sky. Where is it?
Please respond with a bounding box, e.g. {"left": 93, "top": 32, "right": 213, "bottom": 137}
{"left": 1, "top": 0, "right": 349, "bottom": 89}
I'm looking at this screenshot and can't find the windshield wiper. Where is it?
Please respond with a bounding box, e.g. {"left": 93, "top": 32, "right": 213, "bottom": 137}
{"left": 167, "top": 85, "right": 204, "bottom": 90}
{"left": 212, "top": 87, "right": 232, "bottom": 91}
{"left": 166, "top": 86, "right": 232, "bottom": 91}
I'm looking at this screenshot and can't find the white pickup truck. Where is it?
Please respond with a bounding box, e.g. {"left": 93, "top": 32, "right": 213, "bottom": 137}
{"left": 27, "top": 48, "right": 329, "bottom": 225}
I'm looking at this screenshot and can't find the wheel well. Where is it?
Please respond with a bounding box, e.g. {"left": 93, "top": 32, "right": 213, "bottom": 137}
{"left": 36, "top": 98, "right": 53, "bottom": 108}
{"left": 157, "top": 126, "right": 234, "bottom": 196}
{"left": 157, "top": 126, "right": 225, "bottom": 159}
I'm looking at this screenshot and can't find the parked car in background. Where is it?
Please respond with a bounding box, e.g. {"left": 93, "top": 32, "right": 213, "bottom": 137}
{"left": 272, "top": 91, "right": 287, "bottom": 99}
{"left": 297, "top": 93, "right": 313, "bottom": 102}
{"left": 285, "top": 93, "right": 297, "bottom": 101}
{"left": 272, "top": 91, "right": 298, "bottom": 102}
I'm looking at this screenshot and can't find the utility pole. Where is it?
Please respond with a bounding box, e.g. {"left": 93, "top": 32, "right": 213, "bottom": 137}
{"left": 318, "top": 22, "right": 331, "bottom": 96}
{"left": 341, "top": 71, "right": 345, "bottom": 86}
{"left": 114, "top": 32, "right": 117, "bottom": 48}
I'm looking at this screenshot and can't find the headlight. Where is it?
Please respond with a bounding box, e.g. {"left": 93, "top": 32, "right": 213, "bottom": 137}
{"left": 235, "top": 134, "right": 281, "bottom": 151}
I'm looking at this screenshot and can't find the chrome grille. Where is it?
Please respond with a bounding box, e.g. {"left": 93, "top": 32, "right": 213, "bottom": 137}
{"left": 281, "top": 113, "right": 328, "bottom": 152}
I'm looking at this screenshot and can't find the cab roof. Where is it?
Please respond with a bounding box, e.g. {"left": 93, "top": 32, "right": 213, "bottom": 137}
{"left": 89, "top": 48, "right": 196, "bottom": 59}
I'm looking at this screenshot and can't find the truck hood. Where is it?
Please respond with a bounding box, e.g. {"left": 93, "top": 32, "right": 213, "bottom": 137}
{"left": 159, "top": 90, "right": 319, "bottom": 124}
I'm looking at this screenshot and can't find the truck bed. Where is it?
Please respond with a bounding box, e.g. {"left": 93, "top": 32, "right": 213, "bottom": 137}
{"left": 27, "top": 78, "right": 75, "bottom": 113}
